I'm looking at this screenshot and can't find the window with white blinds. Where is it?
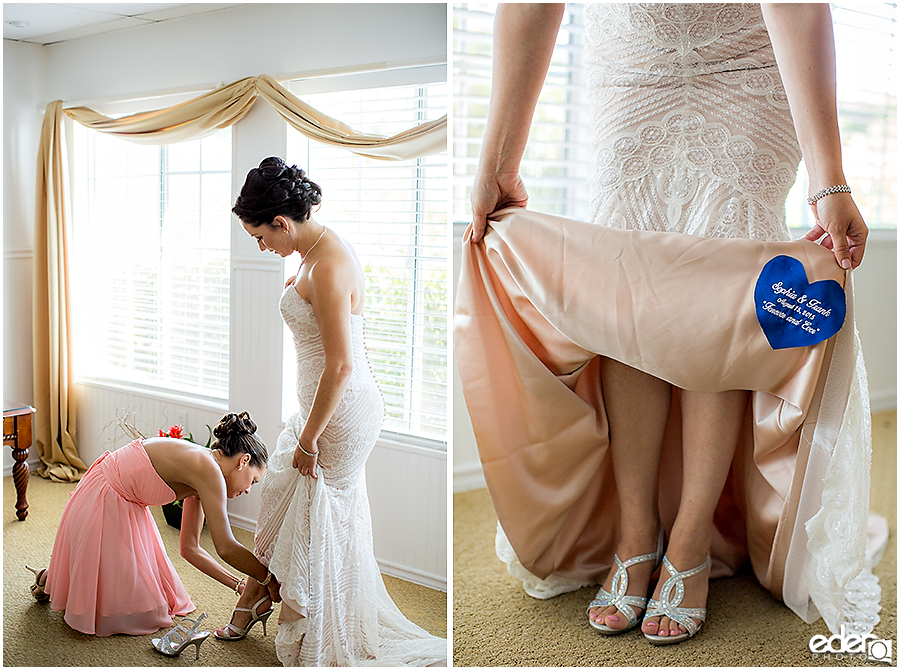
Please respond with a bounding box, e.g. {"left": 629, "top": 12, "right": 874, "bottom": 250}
{"left": 786, "top": 3, "right": 897, "bottom": 230}
{"left": 282, "top": 80, "right": 448, "bottom": 446}
{"left": 72, "top": 127, "right": 232, "bottom": 400}
{"left": 453, "top": 3, "right": 590, "bottom": 223}
{"left": 454, "top": 2, "right": 896, "bottom": 230}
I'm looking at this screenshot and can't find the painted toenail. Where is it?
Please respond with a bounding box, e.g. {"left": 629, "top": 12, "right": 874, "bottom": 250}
{"left": 607, "top": 615, "right": 618, "bottom": 622}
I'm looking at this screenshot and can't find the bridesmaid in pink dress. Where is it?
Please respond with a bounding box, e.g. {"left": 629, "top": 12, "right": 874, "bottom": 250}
{"left": 27, "top": 411, "right": 281, "bottom": 637}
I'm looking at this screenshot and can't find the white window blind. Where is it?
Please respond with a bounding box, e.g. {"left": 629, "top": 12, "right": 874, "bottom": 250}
{"left": 787, "top": 3, "right": 897, "bottom": 230}
{"left": 454, "top": 2, "right": 896, "bottom": 230}
{"left": 453, "top": 3, "right": 590, "bottom": 223}
{"left": 72, "top": 127, "right": 232, "bottom": 400}
{"left": 282, "top": 81, "right": 448, "bottom": 445}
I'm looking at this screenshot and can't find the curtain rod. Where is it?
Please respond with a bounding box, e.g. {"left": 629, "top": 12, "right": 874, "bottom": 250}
{"left": 58, "top": 56, "right": 447, "bottom": 110}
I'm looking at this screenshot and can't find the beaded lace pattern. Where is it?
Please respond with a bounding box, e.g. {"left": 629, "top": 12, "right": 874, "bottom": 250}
{"left": 584, "top": 3, "right": 799, "bottom": 242}
{"left": 495, "top": 3, "right": 881, "bottom": 636}
{"left": 254, "top": 286, "right": 446, "bottom": 666}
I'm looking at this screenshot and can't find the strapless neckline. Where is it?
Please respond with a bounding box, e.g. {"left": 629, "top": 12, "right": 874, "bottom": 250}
{"left": 281, "top": 285, "right": 365, "bottom": 320}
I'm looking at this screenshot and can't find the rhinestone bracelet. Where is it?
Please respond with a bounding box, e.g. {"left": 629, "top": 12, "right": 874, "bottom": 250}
{"left": 297, "top": 442, "right": 318, "bottom": 458}
{"left": 807, "top": 184, "right": 851, "bottom": 205}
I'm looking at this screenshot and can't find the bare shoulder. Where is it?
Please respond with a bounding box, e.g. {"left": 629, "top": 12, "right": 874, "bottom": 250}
{"left": 143, "top": 437, "right": 218, "bottom": 497}
{"left": 308, "top": 233, "right": 365, "bottom": 312}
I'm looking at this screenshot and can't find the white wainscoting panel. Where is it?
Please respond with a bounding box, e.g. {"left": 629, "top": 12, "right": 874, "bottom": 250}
{"left": 75, "top": 381, "right": 227, "bottom": 467}
{"left": 365, "top": 437, "right": 447, "bottom": 590}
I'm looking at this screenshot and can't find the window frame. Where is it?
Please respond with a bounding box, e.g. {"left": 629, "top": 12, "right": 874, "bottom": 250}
{"left": 282, "top": 68, "right": 450, "bottom": 450}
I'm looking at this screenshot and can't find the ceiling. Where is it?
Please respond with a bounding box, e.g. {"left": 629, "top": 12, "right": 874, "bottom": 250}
{"left": 3, "top": 3, "right": 242, "bottom": 45}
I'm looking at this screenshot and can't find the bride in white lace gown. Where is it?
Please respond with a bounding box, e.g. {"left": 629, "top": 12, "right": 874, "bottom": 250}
{"left": 223, "top": 157, "right": 446, "bottom": 666}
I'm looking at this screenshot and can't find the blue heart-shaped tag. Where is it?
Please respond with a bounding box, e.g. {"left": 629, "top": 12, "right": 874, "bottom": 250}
{"left": 754, "top": 255, "right": 846, "bottom": 350}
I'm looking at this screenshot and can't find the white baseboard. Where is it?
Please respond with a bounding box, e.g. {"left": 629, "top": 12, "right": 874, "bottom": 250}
{"left": 226, "top": 514, "right": 448, "bottom": 592}
{"left": 228, "top": 512, "right": 257, "bottom": 533}
{"left": 453, "top": 461, "right": 486, "bottom": 493}
{"left": 377, "top": 558, "right": 447, "bottom": 592}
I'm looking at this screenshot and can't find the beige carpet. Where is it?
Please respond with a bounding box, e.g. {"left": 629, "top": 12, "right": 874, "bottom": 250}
{"left": 453, "top": 411, "right": 897, "bottom": 667}
{"left": 4, "top": 474, "right": 447, "bottom": 667}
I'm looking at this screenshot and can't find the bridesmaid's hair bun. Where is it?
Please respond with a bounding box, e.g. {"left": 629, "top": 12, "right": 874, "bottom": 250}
{"left": 212, "top": 411, "right": 268, "bottom": 468}
{"left": 232, "top": 156, "right": 322, "bottom": 227}
{"left": 214, "top": 411, "right": 257, "bottom": 438}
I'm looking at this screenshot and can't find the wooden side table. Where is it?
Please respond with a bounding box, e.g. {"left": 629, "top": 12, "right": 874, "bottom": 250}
{"left": 4, "top": 401, "right": 35, "bottom": 521}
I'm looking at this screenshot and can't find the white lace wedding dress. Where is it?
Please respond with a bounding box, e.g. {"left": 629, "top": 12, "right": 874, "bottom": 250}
{"left": 254, "top": 286, "right": 446, "bottom": 666}
{"left": 493, "top": 3, "right": 884, "bottom": 636}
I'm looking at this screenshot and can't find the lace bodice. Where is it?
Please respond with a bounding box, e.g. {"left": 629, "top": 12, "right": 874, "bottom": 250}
{"left": 277, "top": 285, "right": 384, "bottom": 482}
{"left": 280, "top": 286, "right": 379, "bottom": 412}
{"left": 584, "top": 3, "right": 799, "bottom": 241}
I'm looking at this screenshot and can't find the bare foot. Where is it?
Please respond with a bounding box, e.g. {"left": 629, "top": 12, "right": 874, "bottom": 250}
{"left": 641, "top": 550, "right": 709, "bottom": 639}
{"left": 588, "top": 533, "right": 660, "bottom": 631}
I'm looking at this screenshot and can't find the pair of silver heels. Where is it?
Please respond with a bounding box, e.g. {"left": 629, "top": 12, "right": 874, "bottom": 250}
{"left": 586, "top": 532, "right": 710, "bottom": 645}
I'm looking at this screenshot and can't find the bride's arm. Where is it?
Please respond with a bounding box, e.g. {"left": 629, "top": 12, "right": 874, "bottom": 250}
{"left": 761, "top": 3, "right": 867, "bottom": 269}
{"left": 292, "top": 258, "right": 355, "bottom": 476}
{"left": 178, "top": 496, "right": 245, "bottom": 593}
{"left": 471, "top": 3, "right": 565, "bottom": 243}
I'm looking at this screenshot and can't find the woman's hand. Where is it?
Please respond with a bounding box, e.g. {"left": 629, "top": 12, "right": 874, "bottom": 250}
{"left": 762, "top": 4, "right": 867, "bottom": 269}
{"left": 804, "top": 192, "right": 868, "bottom": 269}
{"left": 468, "top": 4, "right": 564, "bottom": 244}
{"left": 471, "top": 171, "right": 529, "bottom": 243}
{"left": 292, "top": 436, "right": 318, "bottom": 478}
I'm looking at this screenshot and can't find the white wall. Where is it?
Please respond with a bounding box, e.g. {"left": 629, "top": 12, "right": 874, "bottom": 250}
{"left": 43, "top": 3, "right": 446, "bottom": 104}
{"left": 452, "top": 223, "right": 898, "bottom": 492}
{"left": 3, "top": 3, "right": 447, "bottom": 588}
{"left": 3, "top": 40, "right": 46, "bottom": 474}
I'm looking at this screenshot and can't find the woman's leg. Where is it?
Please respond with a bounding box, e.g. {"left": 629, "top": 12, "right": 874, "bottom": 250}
{"left": 641, "top": 388, "right": 749, "bottom": 638}
{"left": 589, "top": 358, "right": 670, "bottom": 630}
{"left": 216, "top": 576, "right": 272, "bottom": 637}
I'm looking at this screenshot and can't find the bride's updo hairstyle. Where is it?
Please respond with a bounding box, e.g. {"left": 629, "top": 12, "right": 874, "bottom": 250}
{"left": 212, "top": 411, "right": 268, "bottom": 469}
{"left": 232, "top": 156, "right": 322, "bottom": 227}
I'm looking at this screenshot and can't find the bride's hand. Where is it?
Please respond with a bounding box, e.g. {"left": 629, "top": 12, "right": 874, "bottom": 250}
{"left": 470, "top": 170, "right": 529, "bottom": 244}
{"left": 292, "top": 438, "right": 319, "bottom": 478}
{"left": 803, "top": 192, "right": 867, "bottom": 269}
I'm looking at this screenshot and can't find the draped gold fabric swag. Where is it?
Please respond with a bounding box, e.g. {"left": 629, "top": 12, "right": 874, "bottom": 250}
{"left": 34, "top": 74, "right": 447, "bottom": 481}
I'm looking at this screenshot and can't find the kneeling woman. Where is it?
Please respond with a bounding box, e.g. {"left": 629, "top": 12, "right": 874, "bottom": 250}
{"left": 27, "top": 411, "right": 280, "bottom": 637}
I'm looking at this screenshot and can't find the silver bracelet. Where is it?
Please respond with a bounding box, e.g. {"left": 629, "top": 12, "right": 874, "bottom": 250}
{"left": 235, "top": 577, "right": 245, "bottom": 594}
{"left": 807, "top": 184, "right": 851, "bottom": 205}
{"left": 297, "top": 442, "right": 318, "bottom": 458}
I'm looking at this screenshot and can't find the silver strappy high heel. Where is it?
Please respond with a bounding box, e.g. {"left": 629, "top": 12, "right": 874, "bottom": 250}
{"left": 587, "top": 529, "right": 665, "bottom": 635}
{"left": 152, "top": 613, "right": 210, "bottom": 659}
{"left": 214, "top": 595, "right": 273, "bottom": 641}
{"left": 643, "top": 555, "right": 710, "bottom": 645}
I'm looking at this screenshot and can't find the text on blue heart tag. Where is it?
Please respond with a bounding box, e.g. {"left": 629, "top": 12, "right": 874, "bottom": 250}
{"left": 754, "top": 255, "right": 846, "bottom": 350}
